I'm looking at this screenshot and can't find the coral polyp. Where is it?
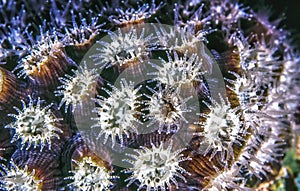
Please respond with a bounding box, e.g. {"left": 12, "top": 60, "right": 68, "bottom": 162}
{"left": 91, "top": 27, "right": 156, "bottom": 68}
{"left": 148, "top": 51, "right": 205, "bottom": 87}
{"left": 155, "top": 25, "right": 207, "bottom": 53}
{"left": 124, "top": 141, "right": 190, "bottom": 191}
{"left": 224, "top": 71, "right": 260, "bottom": 108}
{"left": 0, "top": 69, "right": 3, "bottom": 92}
{"left": 14, "top": 31, "right": 63, "bottom": 78}
{"left": 92, "top": 79, "right": 142, "bottom": 146}
{"left": 203, "top": 165, "right": 246, "bottom": 191}
{"left": 0, "top": 163, "right": 41, "bottom": 191}
{"left": 5, "top": 96, "right": 63, "bottom": 151}
{"left": 143, "top": 85, "right": 192, "bottom": 134}
{"left": 195, "top": 94, "right": 243, "bottom": 160}
{"left": 109, "top": 0, "right": 162, "bottom": 26}
{"left": 63, "top": 15, "right": 102, "bottom": 48}
{"left": 55, "top": 63, "right": 99, "bottom": 113}
{"left": 67, "top": 156, "right": 116, "bottom": 191}
{"left": 11, "top": 28, "right": 76, "bottom": 89}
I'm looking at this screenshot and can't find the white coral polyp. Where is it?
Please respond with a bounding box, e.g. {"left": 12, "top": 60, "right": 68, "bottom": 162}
{"left": 0, "top": 163, "right": 41, "bottom": 191}
{"left": 91, "top": 27, "right": 155, "bottom": 67}
{"left": 6, "top": 96, "right": 62, "bottom": 151}
{"left": 109, "top": 1, "right": 162, "bottom": 25}
{"left": 124, "top": 141, "right": 190, "bottom": 191}
{"left": 155, "top": 25, "right": 206, "bottom": 53}
{"left": 68, "top": 157, "right": 115, "bottom": 191}
{"left": 148, "top": 51, "right": 205, "bottom": 87}
{"left": 144, "top": 85, "right": 192, "bottom": 134}
{"left": 205, "top": 165, "right": 245, "bottom": 191}
{"left": 195, "top": 94, "right": 242, "bottom": 160}
{"left": 208, "top": 0, "right": 252, "bottom": 27}
{"left": 92, "top": 79, "right": 141, "bottom": 146}
{"left": 14, "top": 31, "right": 63, "bottom": 78}
{"left": 55, "top": 63, "right": 99, "bottom": 113}
{"left": 239, "top": 130, "right": 286, "bottom": 179}
{"left": 225, "top": 71, "right": 262, "bottom": 110}
{"left": 63, "top": 16, "right": 102, "bottom": 46}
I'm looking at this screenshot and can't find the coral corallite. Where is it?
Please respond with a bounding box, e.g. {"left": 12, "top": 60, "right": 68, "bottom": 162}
{"left": 0, "top": 0, "right": 300, "bottom": 191}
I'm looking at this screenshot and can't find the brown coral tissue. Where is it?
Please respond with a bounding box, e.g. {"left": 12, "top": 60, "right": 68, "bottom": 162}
{"left": 0, "top": 0, "right": 300, "bottom": 190}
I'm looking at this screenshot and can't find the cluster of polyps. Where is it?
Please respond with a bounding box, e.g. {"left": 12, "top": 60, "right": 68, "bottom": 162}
{"left": 0, "top": 0, "right": 299, "bottom": 190}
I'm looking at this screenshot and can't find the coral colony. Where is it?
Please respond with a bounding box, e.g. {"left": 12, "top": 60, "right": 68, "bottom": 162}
{"left": 0, "top": 0, "right": 300, "bottom": 191}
